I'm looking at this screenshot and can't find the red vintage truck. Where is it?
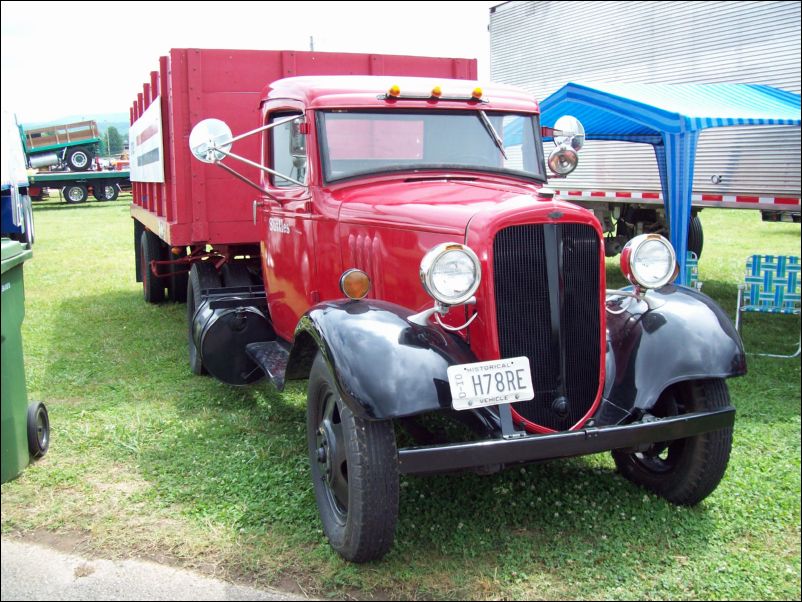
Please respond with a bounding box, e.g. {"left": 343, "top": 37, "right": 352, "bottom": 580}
{"left": 131, "top": 49, "right": 746, "bottom": 563}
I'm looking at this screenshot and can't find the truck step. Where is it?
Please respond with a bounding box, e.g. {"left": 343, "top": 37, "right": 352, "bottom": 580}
{"left": 245, "top": 341, "right": 289, "bottom": 390}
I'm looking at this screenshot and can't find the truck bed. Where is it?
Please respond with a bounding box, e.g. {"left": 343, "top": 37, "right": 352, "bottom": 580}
{"left": 22, "top": 121, "right": 100, "bottom": 153}
{"left": 28, "top": 170, "right": 130, "bottom": 186}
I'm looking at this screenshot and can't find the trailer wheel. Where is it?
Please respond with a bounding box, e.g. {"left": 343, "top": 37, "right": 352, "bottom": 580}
{"left": 140, "top": 230, "right": 166, "bottom": 303}
{"left": 93, "top": 182, "right": 119, "bottom": 202}
{"left": 687, "top": 215, "right": 704, "bottom": 258}
{"left": 307, "top": 352, "right": 399, "bottom": 562}
{"left": 187, "top": 261, "right": 221, "bottom": 375}
{"left": 612, "top": 379, "right": 732, "bottom": 506}
{"left": 63, "top": 184, "right": 89, "bottom": 204}
{"left": 66, "top": 147, "right": 92, "bottom": 171}
{"left": 27, "top": 402, "right": 50, "bottom": 459}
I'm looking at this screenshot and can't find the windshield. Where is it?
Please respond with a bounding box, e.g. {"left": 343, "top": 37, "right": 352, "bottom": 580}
{"left": 318, "top": 110, "right": 546, "bottom": 183}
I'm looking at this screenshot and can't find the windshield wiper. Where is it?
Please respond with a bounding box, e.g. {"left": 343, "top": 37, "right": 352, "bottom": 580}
{"left": 478, "top": 110, "right": 508, "bottom": 161}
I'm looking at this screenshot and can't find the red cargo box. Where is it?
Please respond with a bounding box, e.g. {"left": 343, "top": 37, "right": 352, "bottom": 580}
{"left": 129, "top": 48, "right": 477, "bottom": 250}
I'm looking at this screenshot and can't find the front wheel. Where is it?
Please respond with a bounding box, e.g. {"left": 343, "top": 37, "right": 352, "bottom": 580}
{"left": 307, "top": 352, "right": 399, "bottom": 562}
{"left": 612, "top": 379, "right": 733, "bottom": 505}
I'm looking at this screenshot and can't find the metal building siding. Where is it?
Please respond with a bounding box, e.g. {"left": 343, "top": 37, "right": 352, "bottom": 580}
{"left": 490, "top": 1, "right": 801, "bottom": 197}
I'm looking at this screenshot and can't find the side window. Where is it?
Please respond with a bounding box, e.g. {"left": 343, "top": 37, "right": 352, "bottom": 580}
{"left": 270, "top": 113, "right": 306, "bottom": 188}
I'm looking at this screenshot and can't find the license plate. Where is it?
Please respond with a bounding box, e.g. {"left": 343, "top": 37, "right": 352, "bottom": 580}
{"left": 448, "top": 357, "right": 534, "bottom": 411}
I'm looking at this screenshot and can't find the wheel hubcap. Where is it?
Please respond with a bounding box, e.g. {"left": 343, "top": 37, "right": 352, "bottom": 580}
{"left": 72, "top": 152, "right": 88, "bottom": 167}
{"left": 316, "top": 391, "right": 348, "bottom": 520}
{"left": 67, "top": 188, "right": 84, "bottom": 202}
{"left": 36, "top": 410, "right": 48, "bottom": 447}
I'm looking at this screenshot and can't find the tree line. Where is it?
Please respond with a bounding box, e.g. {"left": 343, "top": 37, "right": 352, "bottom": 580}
{"left": 98, "top": 126, "right": 126, "bottom": 156}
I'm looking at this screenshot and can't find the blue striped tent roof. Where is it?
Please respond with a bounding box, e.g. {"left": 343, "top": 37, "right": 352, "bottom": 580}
{"left": 537, "top": 82, "right": 800, "bottom": 285}
{"left": 540, "top": 82, "right": 801, "bottom": 139}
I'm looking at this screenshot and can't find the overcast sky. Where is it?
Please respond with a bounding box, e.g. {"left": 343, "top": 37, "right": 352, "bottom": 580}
{"left": 1, "top": 1, "right": 498, "bottom": 124}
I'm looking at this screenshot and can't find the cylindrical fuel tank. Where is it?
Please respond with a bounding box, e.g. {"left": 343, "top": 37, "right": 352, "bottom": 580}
{"left": 28, "top": 153, "right": 60, "bottom": 169}
{"left": 192, "top": 300, "right": 275, "bottom": 385}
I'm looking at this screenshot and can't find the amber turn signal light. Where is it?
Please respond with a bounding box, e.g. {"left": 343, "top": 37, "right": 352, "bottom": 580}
{"left": 340, "top": 269, "right": 371, "bottom": 300}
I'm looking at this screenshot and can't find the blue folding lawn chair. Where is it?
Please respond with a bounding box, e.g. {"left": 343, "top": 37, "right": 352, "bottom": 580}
{"left": 735, "top": 255, "right": 801, "bottom": 358}
{"left": 685, "top": 251, "right": 702, "bottom": 291}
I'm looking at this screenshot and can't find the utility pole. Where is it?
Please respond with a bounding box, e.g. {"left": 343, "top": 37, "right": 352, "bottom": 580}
{"left": 310, "top": 36, "right": 314, "bottom": 51}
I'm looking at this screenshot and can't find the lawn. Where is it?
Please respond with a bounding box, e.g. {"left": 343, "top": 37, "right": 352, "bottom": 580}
{"left": 1, "top": 194, "right": 800, "bottom": 600}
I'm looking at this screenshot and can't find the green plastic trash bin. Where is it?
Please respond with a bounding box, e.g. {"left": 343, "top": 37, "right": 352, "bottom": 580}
{"left": 1, "top": 237, "right": 48, "bottom": 484}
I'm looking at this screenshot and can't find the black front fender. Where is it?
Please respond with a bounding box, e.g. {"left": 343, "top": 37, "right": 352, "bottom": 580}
{"left": 286, "top": 299, "right": 477, "bottom": 420}
{"left": 602, "top": 285, "right": 746, "bottom": 421}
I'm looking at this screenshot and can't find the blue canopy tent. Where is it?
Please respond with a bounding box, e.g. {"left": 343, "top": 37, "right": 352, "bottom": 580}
{"left": 538, "top": 82, "right": 801, "bottom": 284}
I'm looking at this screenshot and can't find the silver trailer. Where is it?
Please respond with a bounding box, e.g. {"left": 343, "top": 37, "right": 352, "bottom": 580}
{"left": 490, "top": 1, "right": 801, "bottom": 255}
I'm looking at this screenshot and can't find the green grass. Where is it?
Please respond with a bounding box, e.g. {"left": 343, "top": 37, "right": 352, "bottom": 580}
{"left": 2, "top": 195, "right": 800, "bottom": 600}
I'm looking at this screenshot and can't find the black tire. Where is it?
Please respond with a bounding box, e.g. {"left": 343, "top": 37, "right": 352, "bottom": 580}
{"left": 93, "top": 182, "right": 119, "bottom": 202}
{"left": 63, "top": 184, "right": 89, "bottom": 204}
{"left": 687, "top": 214, "right": 704, "bottom": 259}
{"left": 612, "top": 379, "right": 733, "bottom": 506}
{"left": 307, "top": 352, "right": 399, "bottom": 562}
{"left": 27, "top": 402, "right": 50, "bottom": 459}
{"left": 140, "top": 229, "right": 165, "bottom": 303}
{"left": 22, "top": 195, "right": 34, "bottom": 248}
{"left": 65, "top": 147, "right": 92, "bottom": 171}
{"left": 220, "top": 262, "right": 252, "bottom": 288}
{"left": 187, "top": 261, "right": 221, "bottom": 375}
{"left": 168, "top": 247, "right": 189, "bottom": 303}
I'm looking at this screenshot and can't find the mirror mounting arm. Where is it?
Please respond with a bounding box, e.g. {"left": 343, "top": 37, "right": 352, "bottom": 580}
{"left": 214, "top": 147, "right": 305, "bottom": 187}
{"left": 215, "top": 161, "right": 278, "bottom": 201}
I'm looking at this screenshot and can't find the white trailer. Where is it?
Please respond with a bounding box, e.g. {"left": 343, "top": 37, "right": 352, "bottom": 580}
{"left": 490, "top": 0, "right": 801, "bottom": 255}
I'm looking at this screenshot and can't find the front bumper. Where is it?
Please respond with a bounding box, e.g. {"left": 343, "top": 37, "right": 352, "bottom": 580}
{"left": 397, "top": 406, "right": 735, "bottom": 475}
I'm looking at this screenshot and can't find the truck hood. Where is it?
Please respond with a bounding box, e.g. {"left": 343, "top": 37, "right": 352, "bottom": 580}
{"left": 334, "top": 175, "right": 546, "bottom": 237}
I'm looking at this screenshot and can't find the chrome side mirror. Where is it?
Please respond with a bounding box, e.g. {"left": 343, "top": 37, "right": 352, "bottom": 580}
{"left": 189, "top": 119, "right": 233, "bottom": 163}
{"left": 552, "top": 115, "right": 585, "bottom": 151}
{"left": 188, "top": 115, "right": 306, "bottom": 195}
{"left": 546, "top": 115, "right": 585, "bottom": 177}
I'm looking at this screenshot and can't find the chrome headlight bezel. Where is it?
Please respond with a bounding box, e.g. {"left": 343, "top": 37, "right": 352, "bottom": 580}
{"left": 621, "top": 233, "right": 677, "bottom": 290}
{"left": 420, "top": 243, "right": 481, "bottom": 306}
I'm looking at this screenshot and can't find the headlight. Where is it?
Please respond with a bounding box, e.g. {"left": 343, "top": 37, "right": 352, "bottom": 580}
{"left": 620, "top": 234, "right": 677, "bottom": 289}
{"left": 420, "top": 243, "right": 481, "bottom": 305}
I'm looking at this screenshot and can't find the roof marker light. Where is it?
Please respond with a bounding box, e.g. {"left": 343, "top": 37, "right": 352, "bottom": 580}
{"left": 471, "top": 87, "right": 483, "bottom": 100}
{"left": 388, "top": 84, "right": 401, "bottom": 98}
{"left": 431, "top": 86, "right": 442, "bottom": 98}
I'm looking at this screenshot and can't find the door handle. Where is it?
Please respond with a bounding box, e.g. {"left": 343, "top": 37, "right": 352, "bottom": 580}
{"left": 253, "top": 200, "right": 264, "bottom": 225}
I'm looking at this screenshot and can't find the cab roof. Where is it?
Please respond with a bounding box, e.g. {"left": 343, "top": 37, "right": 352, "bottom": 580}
{"left": 264, "top": 76, "right": 539, "bottom": 112}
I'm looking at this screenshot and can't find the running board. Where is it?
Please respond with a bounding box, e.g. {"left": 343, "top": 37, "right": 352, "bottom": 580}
{"left": 245, "top": 342, "right": 289, "bottom": 390}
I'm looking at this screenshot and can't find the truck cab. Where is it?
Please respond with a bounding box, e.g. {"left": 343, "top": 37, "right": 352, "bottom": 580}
{"left": 188, "top": 76, "right": 746, "bottom": 563}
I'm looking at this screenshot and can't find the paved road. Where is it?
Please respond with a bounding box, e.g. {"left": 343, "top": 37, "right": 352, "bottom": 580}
{"left": 1, "top": 538, "right": 307, "bottom": 601}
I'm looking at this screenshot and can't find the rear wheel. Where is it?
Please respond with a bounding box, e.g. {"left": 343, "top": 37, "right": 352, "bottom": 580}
{"left": 187, "top": 261, "right": 221, "bottom": 375}
{"left": 687, "top": 214, "right": 704, "bottom": 258}
{"left": 166, "top": 247, "right": 188, "bottom": 303}
{"left": 221, "top": 262, "right": 252, "bottom": 288}
{"left": 307, "top": 352, "right": 399, "bottom": 562}
{"left": 63, "top": 184, "right": 88, "bottom": 204}
{"left": 140, "top": 230, "right": 166, "bottom": 303}
{"left": 93, "top": 182, "right": 119, "bottom": 201}
{"left": 612, "top": 379, "right": 732, "bottom": 505}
